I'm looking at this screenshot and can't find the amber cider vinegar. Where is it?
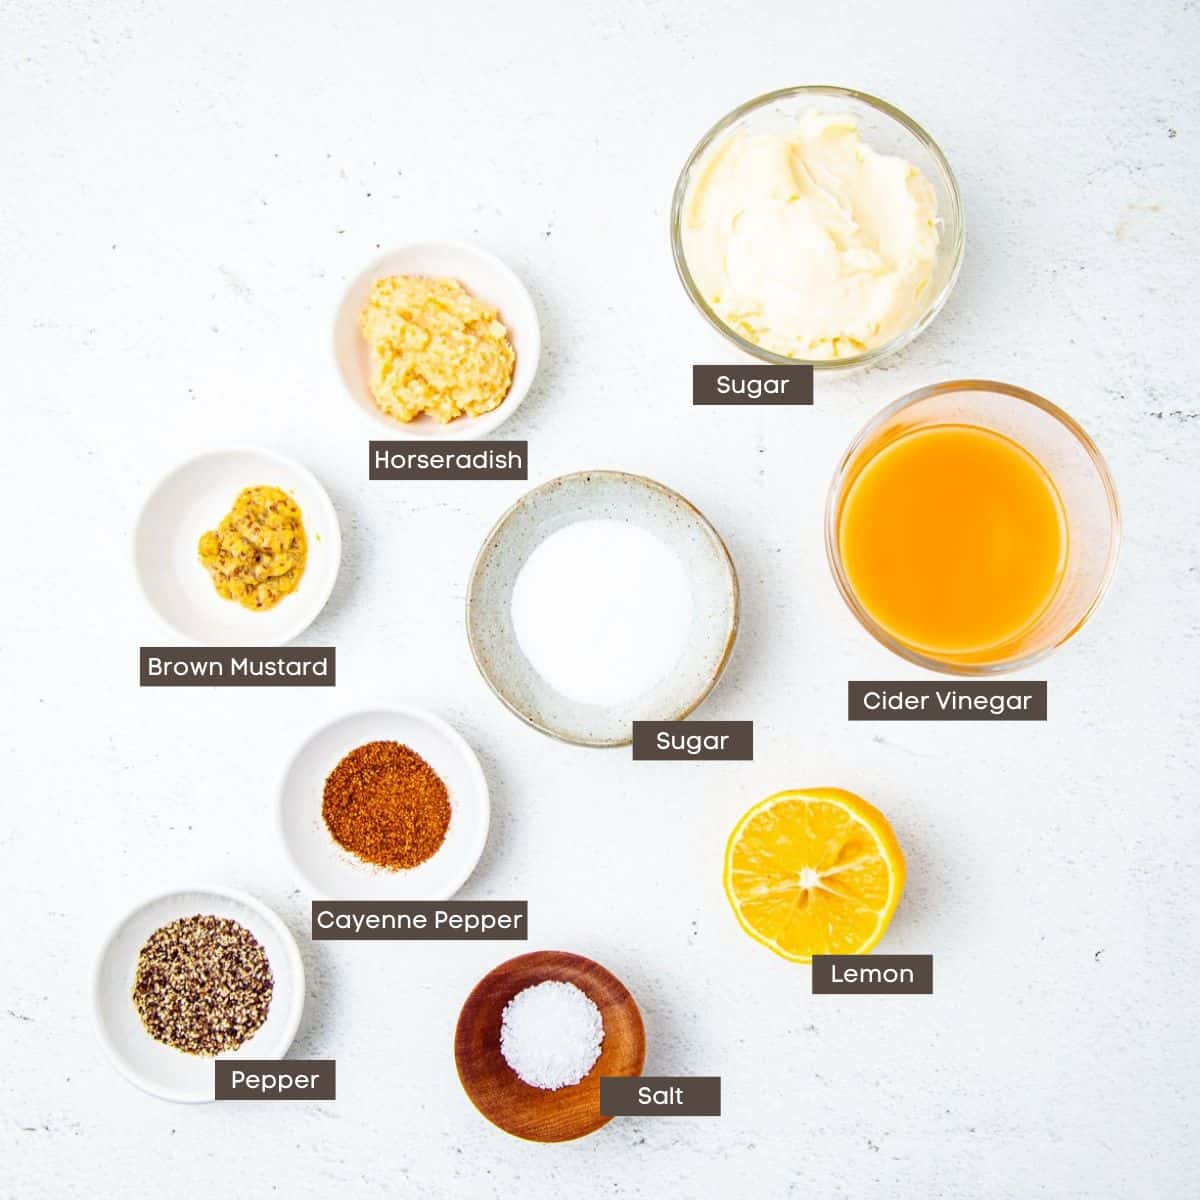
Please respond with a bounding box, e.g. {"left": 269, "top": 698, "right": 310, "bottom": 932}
{"left": 836, "top": 423, "right": 1068, "bottom": 660}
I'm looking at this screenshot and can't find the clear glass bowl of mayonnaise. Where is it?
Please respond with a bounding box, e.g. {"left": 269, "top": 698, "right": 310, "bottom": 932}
{"left": 670, "top": 86, "right": 964, "bottom": 370}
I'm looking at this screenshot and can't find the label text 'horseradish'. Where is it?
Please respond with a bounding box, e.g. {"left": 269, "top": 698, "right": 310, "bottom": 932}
{"left": 600, "top": 1076, "right": 721, "bottom": 1116}
{"left": 632, "top": 721, "right": 753, "bottom": 760}
{"left": 215, "top": 1059, "right": 336, "bottom": 1100}
{"left": 139, "top": 647, "right": 335, "bottom": 687}
{"left": 847, "top": 681, "right": 1047, "bottom": 721}
{"left": 692, "top": 364, "right": 813, "bottom": 406}
{"left": 369, "top": 440, "right": 527, "bottom": 480}
{"left": 812, "top": 954, "right": 933, "bottom": 994}
{"left": 311, "top": 900, "right": 527, "bottom": 941}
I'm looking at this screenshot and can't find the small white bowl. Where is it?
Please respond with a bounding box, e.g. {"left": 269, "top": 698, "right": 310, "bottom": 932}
{"left": 134, "top": 447, "right": 342, "bottom": 646}
{"left": 333, "top": 242, "right": 541, "bottom": 439}
{"left": 278, "top": 707, "right": 490, "bottom": 900}
{"left": 466, "top": 470, "right": 741, "bottom": 747}
{"left": 93, "top": 885, "right": 305, "bottom": 1104}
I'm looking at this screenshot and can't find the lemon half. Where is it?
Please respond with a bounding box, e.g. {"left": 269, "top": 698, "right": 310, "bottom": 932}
{"left": 723, "top": 787, "right": 906, "bottom": 963}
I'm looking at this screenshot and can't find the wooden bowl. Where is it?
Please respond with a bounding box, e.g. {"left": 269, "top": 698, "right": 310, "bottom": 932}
{"left": 454, "top": 950, "right": 646, "bottom": 1142}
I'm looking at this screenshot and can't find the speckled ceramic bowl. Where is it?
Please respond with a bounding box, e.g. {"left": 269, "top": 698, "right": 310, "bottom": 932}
{"left": 466, "top": 470, "right": 740, "bottom": 747}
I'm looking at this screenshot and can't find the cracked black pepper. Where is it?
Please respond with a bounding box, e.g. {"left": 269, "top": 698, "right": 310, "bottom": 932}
{"left": 131, "top": 915, "right": 274, "bottom": 1056}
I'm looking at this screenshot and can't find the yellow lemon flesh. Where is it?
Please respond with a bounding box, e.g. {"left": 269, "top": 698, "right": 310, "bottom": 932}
{"left": 723, "top": 787, "right": 905, "bottom": 963}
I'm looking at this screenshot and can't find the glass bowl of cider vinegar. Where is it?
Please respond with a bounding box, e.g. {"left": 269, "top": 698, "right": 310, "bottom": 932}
{"left": 826, "top": 381, "right": 1120, "bottom": 675}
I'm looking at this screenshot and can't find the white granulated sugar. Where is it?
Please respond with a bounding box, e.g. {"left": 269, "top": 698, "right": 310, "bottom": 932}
{"left": 499, "top": 980, "right": 604, "bottom": 1091}
{"left": 511, "top": 518, "right": 693, "bottom": 706}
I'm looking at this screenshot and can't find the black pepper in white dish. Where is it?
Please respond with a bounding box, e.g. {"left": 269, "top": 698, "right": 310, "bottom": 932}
{"left": 131, "top": 914, "right": 273, "bottom": 1056}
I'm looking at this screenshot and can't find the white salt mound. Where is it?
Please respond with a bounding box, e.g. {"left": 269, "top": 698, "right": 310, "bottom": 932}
{"left": 510, "top": 518, "right": 693, "bottom": 707}
{"left": 499, "top": 980, "right": 604, "bottom": 1091}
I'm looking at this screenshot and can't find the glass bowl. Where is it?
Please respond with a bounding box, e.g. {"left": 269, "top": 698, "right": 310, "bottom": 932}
{"left": 670, "top": 86, "right": 965, "bottom": 370}
{"left": 825, "top": 381, "right": 1121, "bottom": 675}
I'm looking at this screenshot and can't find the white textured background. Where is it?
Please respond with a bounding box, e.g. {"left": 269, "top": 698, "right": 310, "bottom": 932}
{"left": 2, "top": 0, "right": 1198, "bottom": 1196}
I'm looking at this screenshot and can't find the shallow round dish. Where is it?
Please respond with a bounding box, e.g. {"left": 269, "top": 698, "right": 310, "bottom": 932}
{"left": 134, "top": 447, "right": 341, "bottom": 646}
{"left": 466, "top": 470, "right": 740, "bottom": 747}
{"left": 333, "top": 241, "right": 540, "bottom": 439}
{"left": 278, "top": 707, "right": 490, "bottom": 900}
{"left": 93, "top": 885, "right": 305, "bottom": 1104}
{"left": 671, "top": 85, "right": 964, "bottom": 371}
{"left": 455, "top": 950, "right": 646, "bottom": 1143}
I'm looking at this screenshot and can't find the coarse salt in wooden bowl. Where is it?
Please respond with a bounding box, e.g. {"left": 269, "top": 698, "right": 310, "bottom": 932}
{"left": 454, "top": 950, "right": 646, "bottom": 1142}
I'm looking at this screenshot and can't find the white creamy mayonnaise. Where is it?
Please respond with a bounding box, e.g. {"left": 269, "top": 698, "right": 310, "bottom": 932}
{"left": 682, "top": 111, "right": 939, "bottom": 360}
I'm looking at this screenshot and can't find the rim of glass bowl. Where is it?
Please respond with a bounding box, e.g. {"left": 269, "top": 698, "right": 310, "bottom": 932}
{"left": 824, "top": 380, "right": 1123, "bottom": 676}
{"left": 669, "top": 85, "right": 966, "bottom": 371}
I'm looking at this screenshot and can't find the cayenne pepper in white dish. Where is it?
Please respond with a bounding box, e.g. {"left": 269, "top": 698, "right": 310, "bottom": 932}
{"left": 321, "top": 740, "right": 451, "bottom": 869}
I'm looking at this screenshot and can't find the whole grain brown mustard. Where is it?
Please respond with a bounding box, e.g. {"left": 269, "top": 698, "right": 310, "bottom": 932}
{"left": 198, "top": 485, "right": 307, "bottom": 611}
{"left": 322, "top": 741, "right": 451, "bottom": 869}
